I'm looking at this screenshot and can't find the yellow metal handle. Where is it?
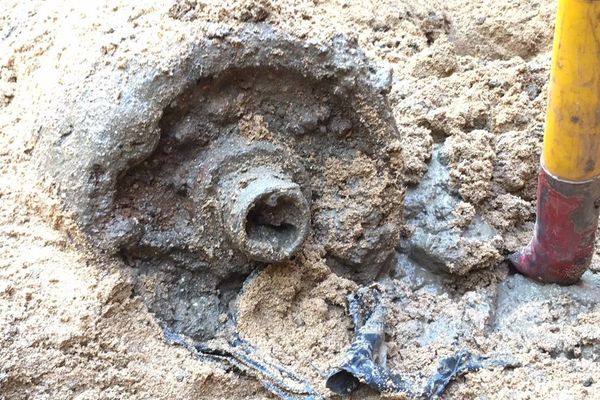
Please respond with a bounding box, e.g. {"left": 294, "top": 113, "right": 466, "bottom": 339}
{"left": 543, "top": 0, "right": 600, "bottom": 181}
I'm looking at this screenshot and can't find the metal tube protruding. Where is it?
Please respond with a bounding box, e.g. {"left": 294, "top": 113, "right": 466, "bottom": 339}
{"left": 223, "top": 171, "right": 310, "bottom": 263}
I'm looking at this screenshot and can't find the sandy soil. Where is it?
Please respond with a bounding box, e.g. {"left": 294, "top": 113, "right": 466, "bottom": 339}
{"left": 2, "top": 0, "right": 600, "bottom": 399}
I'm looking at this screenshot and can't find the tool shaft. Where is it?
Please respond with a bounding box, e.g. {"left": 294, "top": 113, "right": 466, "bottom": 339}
{"left": 511, "top": 0, "right": 600, "bottom": 284}
{"left": 543, "top": 0, "right": 600, "bottom": 181}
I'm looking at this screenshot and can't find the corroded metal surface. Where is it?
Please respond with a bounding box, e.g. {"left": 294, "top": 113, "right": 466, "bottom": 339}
{"left": 35, "top": 25, "right": 403, "bottom": 340}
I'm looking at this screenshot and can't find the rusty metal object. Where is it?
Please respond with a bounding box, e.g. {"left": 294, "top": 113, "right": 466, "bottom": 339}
{"left": 509, "top": 167, "right": 600, "bottom": 285}
{"left": 34, "top": 26, "right": 403, "bottom": 340}
{"left": 220, "top": 166, "right": 310, "bottom": 263}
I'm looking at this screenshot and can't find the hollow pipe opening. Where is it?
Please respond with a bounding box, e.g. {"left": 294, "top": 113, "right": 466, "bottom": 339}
{"left": 224, "top": 172, "right": 310, "bottom": 263}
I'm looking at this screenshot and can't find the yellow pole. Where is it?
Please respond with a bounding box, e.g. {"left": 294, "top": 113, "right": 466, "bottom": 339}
{"left": 510, "top": 0, "right": 600, "bottom": 284}
{"left": 543, "top": 0, "right": 600, "bottom": 181}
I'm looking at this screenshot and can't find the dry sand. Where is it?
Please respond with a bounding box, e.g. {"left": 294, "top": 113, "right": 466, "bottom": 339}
{"left": 2, "top": 0, "right": 600, "bottom": 399}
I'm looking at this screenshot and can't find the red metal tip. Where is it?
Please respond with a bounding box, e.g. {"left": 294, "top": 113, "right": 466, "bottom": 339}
{"left": 508, "top": 167, "right": 600, "bottom": 285}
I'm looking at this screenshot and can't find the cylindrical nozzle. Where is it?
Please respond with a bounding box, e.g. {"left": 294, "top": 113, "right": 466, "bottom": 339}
{"left": 223, "top": 170, "right": 310, "bottom": 263}
{"left": 510, "top": 0, "right": 600, "bottom": 284}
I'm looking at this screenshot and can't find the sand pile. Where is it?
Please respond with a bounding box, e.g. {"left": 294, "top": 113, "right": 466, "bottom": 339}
{"left": 2, "top": 0, "right": 599, "bottom": 399}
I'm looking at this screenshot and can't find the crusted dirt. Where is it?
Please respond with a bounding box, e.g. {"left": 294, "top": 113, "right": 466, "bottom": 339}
{"left": 2, "top": 0, "right": 600, "bottom": 399}
{"left": 236, "top": 243, "right": 357, "bottom": 394}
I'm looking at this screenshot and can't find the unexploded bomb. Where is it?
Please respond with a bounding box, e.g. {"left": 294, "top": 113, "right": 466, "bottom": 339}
{"left": 34, "top": 26, "right": 404, "bottom": 340}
